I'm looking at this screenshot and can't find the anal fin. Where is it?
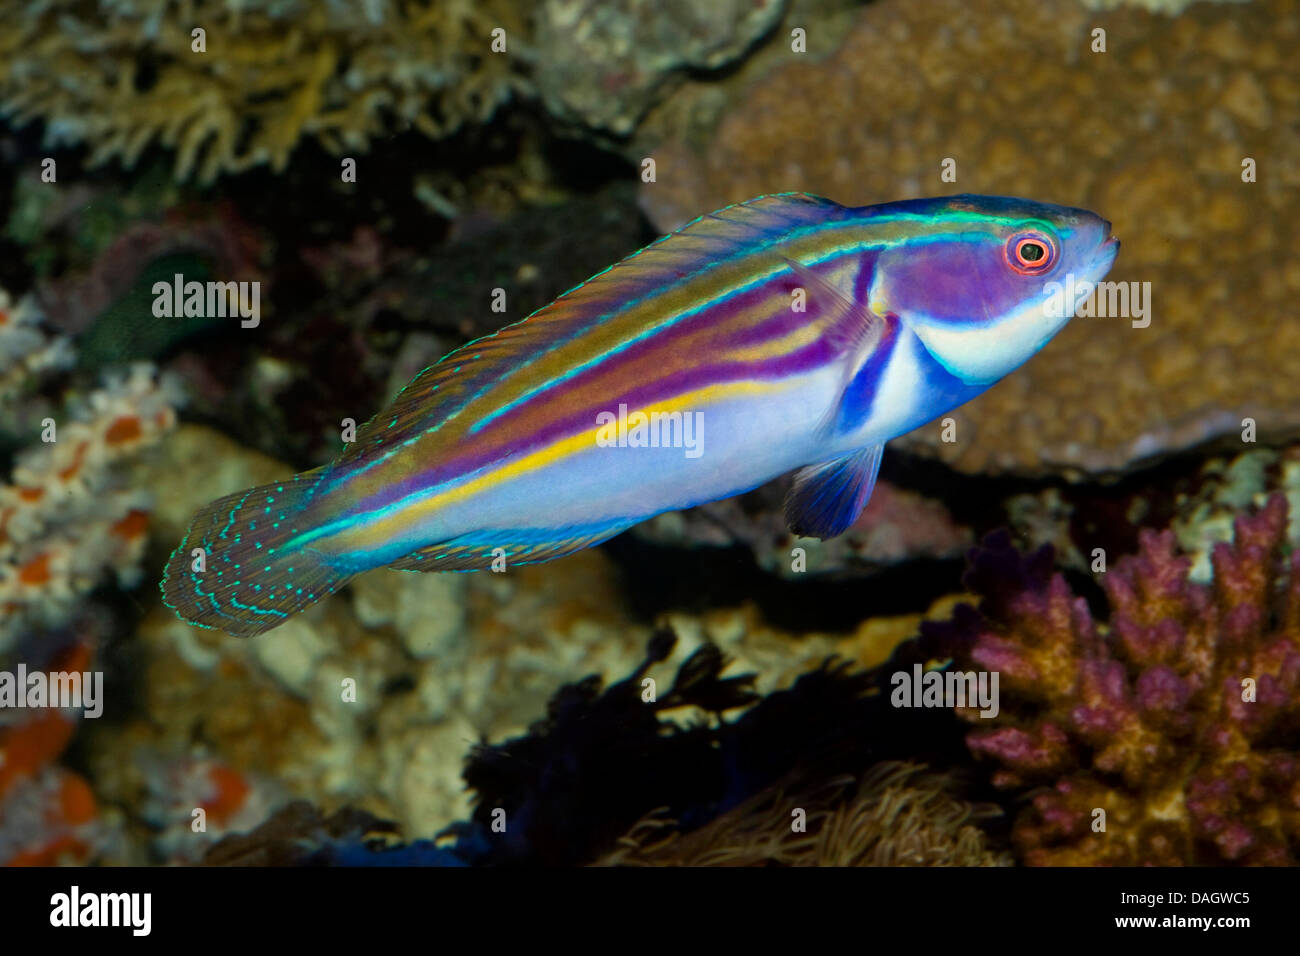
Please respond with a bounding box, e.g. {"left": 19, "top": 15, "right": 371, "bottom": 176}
{"left": 784, "top": 444, "right": 883, "bottom": 539}
{"left": 388, "top": 523, "right": 632, "bottom": 572}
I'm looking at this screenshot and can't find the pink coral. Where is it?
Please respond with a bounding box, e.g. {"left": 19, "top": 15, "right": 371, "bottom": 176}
{"left": 923, "top": 494, "right": 1300, "bottom": 865}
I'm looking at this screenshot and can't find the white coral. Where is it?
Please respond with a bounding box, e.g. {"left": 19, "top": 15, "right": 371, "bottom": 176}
{"left": 0, "top": 290, "right": 74, "bottom": 406}
{"left": 0, "top": 341, "right": 181, "bottom": 648}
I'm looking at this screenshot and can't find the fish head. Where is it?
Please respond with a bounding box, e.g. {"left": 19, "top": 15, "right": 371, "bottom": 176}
{"left": 868, "top": 194, "right": 1119, "bottom": 385}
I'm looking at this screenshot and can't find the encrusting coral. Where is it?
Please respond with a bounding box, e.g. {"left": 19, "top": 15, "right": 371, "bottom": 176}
{"left": 642, "top": 0, "right": 1300, "bottom": 475}
{"left": 0, "top": 0, "right": 532, "bottom": 183}
{"left": 532, "top": 0, "right": 784, "bottom": 135}
{"left": 921, "top": 494, "right": 1300, "bottom": 865}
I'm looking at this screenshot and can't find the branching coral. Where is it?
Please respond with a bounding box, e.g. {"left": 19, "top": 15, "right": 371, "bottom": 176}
{"left": 0, "top": 359, "right": 181, "bottom": 648}
{"left": 922, "top": 494, "right": 1300, "bottom": 865}
{"left": 0, "top": 0, "right": 533, "bottom": 183}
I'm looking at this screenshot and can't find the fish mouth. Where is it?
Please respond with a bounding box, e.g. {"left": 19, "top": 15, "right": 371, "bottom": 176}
{"left": 1100, "top": 219, "right": 1119, "bottom": 252}
{"left": 1093, "top": 221, "right": 1120, "bottom": 271}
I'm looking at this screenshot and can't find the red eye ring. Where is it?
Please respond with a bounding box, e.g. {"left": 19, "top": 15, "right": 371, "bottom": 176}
{"left": 1005, "top": 232, "right": 1057, "bottom": 275}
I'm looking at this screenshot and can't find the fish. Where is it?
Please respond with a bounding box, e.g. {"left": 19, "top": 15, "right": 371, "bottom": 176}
{"left": 161, "top": 192, "right": 1119, "bottom": 636}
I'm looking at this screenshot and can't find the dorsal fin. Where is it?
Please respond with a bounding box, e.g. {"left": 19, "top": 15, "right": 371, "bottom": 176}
{"left": 340, "top": 193, "right": 851, "bottom": 463}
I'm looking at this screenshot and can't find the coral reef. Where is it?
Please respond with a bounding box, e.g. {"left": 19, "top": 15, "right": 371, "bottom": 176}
{"left": 0, "top": 289, "right": 73, "bottom": 407}
{"left": 0, "top": 0, "right": 533, "bottom": 183}
{"left": 1080, "top": 0, "right": 1248, "bottom": 12}
{"left": 0, "top": 639, "right": 107, "bottom": 865}
{"left": 335, "top": 183, "right": 648, "bottom": 345}
{"left": 922, "top": 494, "right": 1300, "bottom": 865}
{"left": 7, "top": 0, "right": 1288, "bottom": 874}
{"left": 202, "top": 800, "right": 463, "bottom": 866}
{"left": 0, "top": 362, "right": 180, "bottom": 648}
{"left": 444, "top": 630, "right": 972, "bottom": 866}
{"left": 1167, "top": 446, "right": 1300, "bottom": 583}
{"left": 105, "top": 421, "right": 947, "bottom": 842}
{"left": 599, "top": 762, "right": 1009, "bottom": 866}
{"left": 104, "top": 424, "right": 648, "bottom": 839}
{"left": 641, "top": 0, "right": 1300, "bottom": 475}
{"left": 140, "top": 754, "right": 283, "bottom": 863}
{"left": 34, "top": 201, "right": 267, "bottom": 342}
{"left": 533, "top": 0, "right": 784, "bottom": 135}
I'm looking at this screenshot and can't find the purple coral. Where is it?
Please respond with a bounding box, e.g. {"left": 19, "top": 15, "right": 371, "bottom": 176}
{"left": 923, "top": 494, "right": 1300, "bottom": 865}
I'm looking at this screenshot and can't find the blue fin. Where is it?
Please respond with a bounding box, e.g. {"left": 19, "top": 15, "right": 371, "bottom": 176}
{"left": 784, "top": 444, "right": 884, "bottom": 539}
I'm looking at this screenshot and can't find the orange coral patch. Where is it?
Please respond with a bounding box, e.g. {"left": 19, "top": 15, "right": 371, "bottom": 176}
{"left": 111, "top": 510, "right": 149, "bottom": 541}
{"left": 6, "top": 835, "right": 89, "bottom": 867}
{"left": 58, "top": 773, "right": 97, "bottom": 826}
{"left": 17, "top": 553, "right": 52, "bottom": 586}
{"left": 56, "top": 442, "right": 88, "bottom": 482}
{"left": 103, "top": 416, "right": 143, "bottom": 446}
{"left": 0, "top": 710, "right": 76, "bottom": 800}
{"left": 204, "top": 765, "right": 251, "bottom": 826}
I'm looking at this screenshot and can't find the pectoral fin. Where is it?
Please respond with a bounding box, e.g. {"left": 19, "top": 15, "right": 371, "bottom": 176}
{"left": 781, "top": 256, "right": 884, "bottom": 358}
{"left": 784, "top": 444, "right": 884, "bottom": 539}
{"left": 781, "top": 256, "right": 890, "bottom": 437}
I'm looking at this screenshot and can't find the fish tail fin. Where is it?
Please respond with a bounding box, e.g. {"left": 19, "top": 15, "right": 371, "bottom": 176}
{"left": 160, "top": 466, "right": 353, "bottom": 636}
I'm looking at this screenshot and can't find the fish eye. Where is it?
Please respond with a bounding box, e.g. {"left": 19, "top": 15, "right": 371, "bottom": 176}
{"left": 1004, "top": 231, "right": 1058, "bottom": 275}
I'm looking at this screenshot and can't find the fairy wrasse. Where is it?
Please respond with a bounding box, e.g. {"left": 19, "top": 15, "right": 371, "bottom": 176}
{"left": 162, "top": 193, "right": 1118, "bottom": 636}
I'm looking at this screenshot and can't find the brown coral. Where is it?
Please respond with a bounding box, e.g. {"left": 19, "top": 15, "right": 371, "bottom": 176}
{"left": 0, "top": 0, "right": 532, "bottom": 183}
{"left": 641, "top": 0, "right": 1300, "bottom": 475}
{"left": 923, "top": 494, "right": 1300, "bottom": 865}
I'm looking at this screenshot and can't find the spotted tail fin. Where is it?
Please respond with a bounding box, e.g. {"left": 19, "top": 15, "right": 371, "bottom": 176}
{"left": 159, "top": 467, "right": 351, "bottom": 637}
